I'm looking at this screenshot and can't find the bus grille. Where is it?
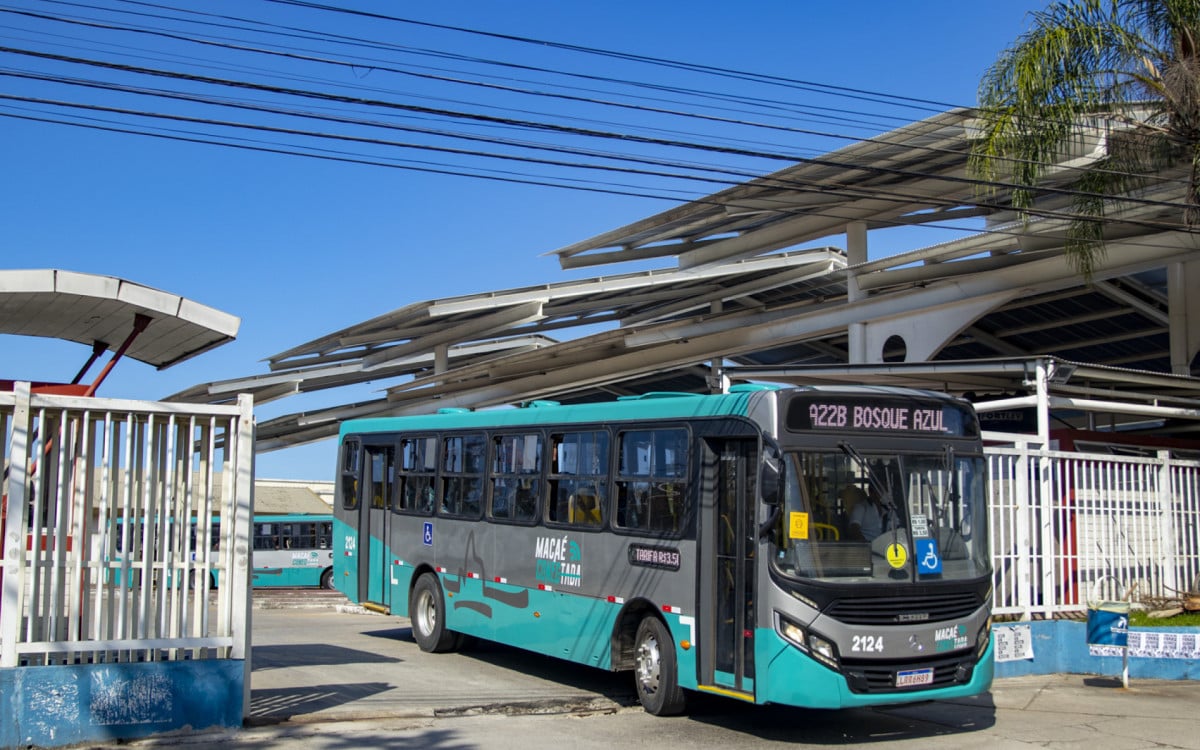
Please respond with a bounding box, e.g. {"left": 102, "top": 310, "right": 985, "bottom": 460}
{"left": 841, "top": 652, "right": 977, "bottom": 694}
{"left": 825, "top": 592, "right": 982, "bottom": 625}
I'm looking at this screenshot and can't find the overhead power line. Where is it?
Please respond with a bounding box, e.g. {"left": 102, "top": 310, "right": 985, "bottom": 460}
{"left": 263, "top": 0, "right": 961, "bottom": 114}
{"left": 2, "top": 1, "right": 1196, "bottom": 240}
{"left": 9, "top": 1, "right": 1183, "bottom": 194}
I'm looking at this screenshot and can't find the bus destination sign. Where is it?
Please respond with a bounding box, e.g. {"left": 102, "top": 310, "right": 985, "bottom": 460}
{"left": 787, "top": 397, "right": 972, "bottom": 436}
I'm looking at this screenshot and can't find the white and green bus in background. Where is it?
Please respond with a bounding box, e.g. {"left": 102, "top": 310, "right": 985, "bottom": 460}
{"left": 111, "top": 513, "right": 334, "bottom": 590}
{"left": 247, "top": 513, "right": 336, "bottom": 589}
{"left": 332, "top": 385, "right": 993, "bottom": 715}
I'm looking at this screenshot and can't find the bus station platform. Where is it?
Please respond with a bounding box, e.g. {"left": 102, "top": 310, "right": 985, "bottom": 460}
{"left": 93, "top": 605, "right": 1200, "bottom": 750}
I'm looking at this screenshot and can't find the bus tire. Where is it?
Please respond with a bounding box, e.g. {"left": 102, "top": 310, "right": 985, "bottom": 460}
{"left": 410, "top": 573, "right": 458, "bottom": 653}
{"left": 320, "top": 567, "right": 335, "bottom": 590}
{"left": 633, "top": 616, "right": 686, "bottom": 716}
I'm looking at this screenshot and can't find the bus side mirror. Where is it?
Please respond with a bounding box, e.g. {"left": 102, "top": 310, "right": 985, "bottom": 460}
{"left": 760, "top": 437, "right": 782, "bottom": 507}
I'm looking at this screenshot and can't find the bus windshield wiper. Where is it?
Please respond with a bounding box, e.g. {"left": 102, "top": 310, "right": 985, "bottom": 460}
{"left": 942, "top": 442, "right": 958, "bottom": 504}
{"left": 837, "top": 441, "right": 899, "bottom": 517}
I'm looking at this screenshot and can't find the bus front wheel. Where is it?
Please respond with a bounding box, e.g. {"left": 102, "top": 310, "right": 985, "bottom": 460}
{"left": 633, "top": 616, "right": 686, "bottom": 716}
{"left": 410, "top": 573, "right": 459, "bottom": 653}
{"left": 320, "top": 568, "right": 335, "bottom": 590}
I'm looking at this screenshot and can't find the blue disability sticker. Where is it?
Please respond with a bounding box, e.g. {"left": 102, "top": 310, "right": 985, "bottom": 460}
{"left": 423, "top": 522, "right": 434, "bottom": 546}
{"left": 916, "top": 538, "right": 942, "bottom": 575}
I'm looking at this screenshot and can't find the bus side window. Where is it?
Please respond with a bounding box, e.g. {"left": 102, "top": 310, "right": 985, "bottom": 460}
{"left": 441, "top": 433, "right": 486, "bottom": 518}
{"left": 254, "top": 522, "right": 277, "bottom": 550}
{"left": 340, "top": 441, "right": 361, "bottom": 510}
{"left": 365, "top": 446, "right": 395, "bottom": 511}
{"left": 396, "top": 436, "right": 437, "bottom": 516}
{"left": 615, "top": 428, "right": 689, "bottom": 535}
{"left": 547, "top": 430, "right": 609, "bottom": 529}
{"left": 489, "top": 433, "right": 542, "bottom": 524}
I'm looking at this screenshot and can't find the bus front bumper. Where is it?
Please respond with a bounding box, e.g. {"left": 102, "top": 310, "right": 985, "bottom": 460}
{"left": 757, "top": 630, "right": 995, "bottom": 709}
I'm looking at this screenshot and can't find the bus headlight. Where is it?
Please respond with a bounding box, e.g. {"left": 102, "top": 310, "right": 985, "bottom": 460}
{"left": 778, "top": 615, "right": 807, "bottom": 649}
{"left": 808, "top": 633, "right": 838, "bottom": 668}
{"left": 776, "top": 614, "right": 839, "bottom": 669}
{"left": 976, "top": 616, "right": 993, "bottom": 659}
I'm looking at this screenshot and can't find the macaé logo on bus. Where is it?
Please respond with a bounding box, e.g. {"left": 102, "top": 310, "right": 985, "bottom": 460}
{"left": 934, "top": 624, "right": 969, "bottom": 652}
{"left": 534, "top": 535, "right": 582, "bottom": 587}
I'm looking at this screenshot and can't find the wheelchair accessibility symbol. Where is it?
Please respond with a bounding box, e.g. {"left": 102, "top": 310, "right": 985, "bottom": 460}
{"left": 916, "top": 538, "right": 942, "bottom": 575}
{"left": 423, "top": 522, "right": 434, "bottom": 547}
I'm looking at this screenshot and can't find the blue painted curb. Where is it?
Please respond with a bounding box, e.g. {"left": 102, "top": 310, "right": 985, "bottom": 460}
{"left": 0, "top": 660, "right": 244, "bottom": 749}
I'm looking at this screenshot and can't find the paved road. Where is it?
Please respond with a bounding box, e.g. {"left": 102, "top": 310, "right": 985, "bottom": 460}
{"left": 103, "top": 599, "right": 1200, "bottom": 749}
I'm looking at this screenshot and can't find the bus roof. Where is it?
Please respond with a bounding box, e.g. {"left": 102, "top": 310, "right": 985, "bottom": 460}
{"left": 338, "top": 385, "right": 972, "bottom": 439}
{"left": 340, "top": 389, "right": 767, "bottom": 438}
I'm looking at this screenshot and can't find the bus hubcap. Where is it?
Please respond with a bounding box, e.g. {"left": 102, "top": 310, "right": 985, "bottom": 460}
{"left": 416, "top": 591, "right": 435, "bottom": 634}
{"left": 635, "top": 635, "right": 661, "bottom": 694}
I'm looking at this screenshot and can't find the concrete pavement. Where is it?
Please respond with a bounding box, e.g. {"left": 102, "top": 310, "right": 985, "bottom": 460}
{"left": 91, "top": 605, "right": 1200, "bottom": 749}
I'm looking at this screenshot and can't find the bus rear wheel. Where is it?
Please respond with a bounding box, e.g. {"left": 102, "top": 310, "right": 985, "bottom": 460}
{"left": 410, "top": 573, "right": 459, "bottom": 653}
{"left": 320, "top": 568, "right": 335, "bottom": 590}
{"left": 634, "top": 616, "right": 686, "bottom": 716}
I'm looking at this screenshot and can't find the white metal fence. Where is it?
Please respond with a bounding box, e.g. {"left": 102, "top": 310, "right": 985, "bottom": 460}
{"left": 1, "top": 383, "right": 253, "bottom": 672}
{"left": 987, "top": 443, "right": 1200, "bottom": 619}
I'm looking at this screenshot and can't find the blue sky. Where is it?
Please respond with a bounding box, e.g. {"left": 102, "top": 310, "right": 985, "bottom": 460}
{"left": 1, "top": 0, "right": 1048, "bottom": 479}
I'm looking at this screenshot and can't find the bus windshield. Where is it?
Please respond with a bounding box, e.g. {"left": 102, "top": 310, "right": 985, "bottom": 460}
{"left": 772, "top": 446, "right": 989, "bottom": 583}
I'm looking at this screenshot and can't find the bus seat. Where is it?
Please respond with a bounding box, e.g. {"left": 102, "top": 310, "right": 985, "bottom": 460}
{"left": 569, "top": 491, "right": 601, "bottom": 525}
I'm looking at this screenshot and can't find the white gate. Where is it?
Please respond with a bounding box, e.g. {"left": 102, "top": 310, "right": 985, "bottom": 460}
{"left": 1, "top": 383, "right": 253, "bottom": 698}
{"left": 987, "top": 442, "right": 1200, "bottom": 619}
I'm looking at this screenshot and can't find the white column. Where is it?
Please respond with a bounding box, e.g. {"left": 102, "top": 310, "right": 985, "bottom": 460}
{"left": 232, "top": 394, "right": 255, "bottom": 718}
{"left": 1034, "top": 359, "right": 1051, "bottom": 448}
{"left": 1, "top": 382, "right": 32, "bottom": 667}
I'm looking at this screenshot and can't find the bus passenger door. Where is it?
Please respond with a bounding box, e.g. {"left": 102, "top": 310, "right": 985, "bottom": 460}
{"left": 700, "top": 439, "right": 757, "bottom": 699}
{"left": 358, "top": 445, "right": 394, "bottom": 609}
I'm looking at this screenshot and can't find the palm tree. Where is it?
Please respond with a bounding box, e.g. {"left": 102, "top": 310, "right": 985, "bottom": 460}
{"left": 970, "top": 0, "right": 1200, "bottom": 278}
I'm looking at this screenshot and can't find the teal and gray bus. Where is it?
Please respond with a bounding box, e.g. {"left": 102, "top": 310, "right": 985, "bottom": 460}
{"left": 111, "top": 512, "right": 334, "bottom": 589}
{"left": 332, "top": 385, "right": 993, "bottom": 714}
{"left": 247, "top": 513, "right": 335, "bottom": 588}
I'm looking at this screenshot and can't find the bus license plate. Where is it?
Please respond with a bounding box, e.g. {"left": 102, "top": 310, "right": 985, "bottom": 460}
{"left": 895, "top": 668, "right": 934, "bottom": 687}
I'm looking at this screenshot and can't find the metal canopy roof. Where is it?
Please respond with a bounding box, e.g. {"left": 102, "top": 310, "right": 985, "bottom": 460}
{"left": 0, "top": 269, "right": 240, "bottom": 371}
{"left": 170, "top": 108, "right": 1200, "bottom": 453}
{"left": 729, "top": 357, "right": 1200, "bottom": 405}
{"left": 172, "top": 249, "right": 846, "bottom": 438}
{"left": 729, "top": 357, "right": 1200, "bottom": 442}
{"left": 263, "top": 248, "right": 844, "bottom": 371}
{"left": 549, "top": 109, "right": 991, "bottom": 270}
{"left": 548, "top": 107, "right": 1183, "bottom": 272}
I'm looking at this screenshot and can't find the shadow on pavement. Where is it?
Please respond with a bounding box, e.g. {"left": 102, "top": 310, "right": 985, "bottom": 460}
{"left": 252, "top": 643, "right": 402, "bottom": 671}
{"left": 368, "top": 624, "right": 639, "bottom": 707}
{"left": 249, "top": 681, "right": 395, "bottom": 723}
{"left": 684, "top": 690, "right": 997, "bottom": 744}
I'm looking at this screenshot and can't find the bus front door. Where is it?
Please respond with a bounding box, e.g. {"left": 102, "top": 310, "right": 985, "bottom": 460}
{"left": 701, "top": 439, "right": 757, "bottom": 699}
{"left": 358, "top": 445, "right": 394, "bottom": 610}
